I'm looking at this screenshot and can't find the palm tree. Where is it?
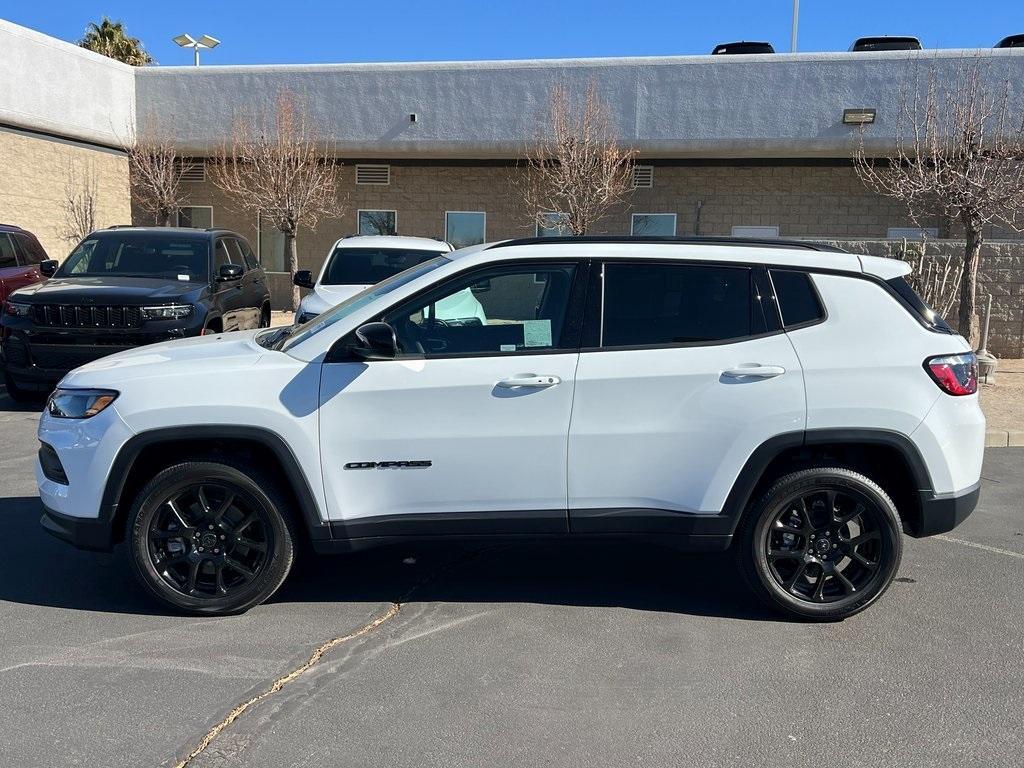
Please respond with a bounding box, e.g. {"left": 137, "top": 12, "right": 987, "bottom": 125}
{"left": 78, "top": 17, "right": 153, "bottom": 66}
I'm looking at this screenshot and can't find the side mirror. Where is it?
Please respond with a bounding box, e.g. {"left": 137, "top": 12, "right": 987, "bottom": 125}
{"left": 40, "top": 260, "right": 58, "bottom": 277}
{"left": 217, "top": 263, "right": 244, "bottom": 282}
{"left": 352, "top": 322, "right": 398, "bottom": 360}
{"left": 293, "top": 270, "right": 315, "bottom": 290}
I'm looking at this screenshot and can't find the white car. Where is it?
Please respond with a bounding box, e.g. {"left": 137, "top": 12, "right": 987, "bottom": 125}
{"left": 293, "top": 235, "right": 485, "bottom": 324}
{"left": 37, "top": 236, "right": 985, "bottom": 619}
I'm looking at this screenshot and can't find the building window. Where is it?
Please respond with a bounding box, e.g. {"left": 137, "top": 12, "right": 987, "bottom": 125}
{"left": 355, "top": 164, "right": 391, "bottom": 185}
{"left": 445, "top": 211, "right": 486, "bottom": 249}
{"left": 257, "top": 213, "right": 287, "bottom": 272}
{"left": 887, "top": 227, "right": 937, "bottom": 240}
{"left": 177, "top": 206, "right": 213, "bottom": 229}
{"left": 633, "top": 165, "right": 654, "bottom": 189}
{"left": 731, "top": 225, "right": 779, "bottom": 238}
{"left": 536, "top": 212, "right": 570, "bottom": 237}
{"left": 358, "top": 209, "right": 397, "bottom": 236}
{"left": 631, "top": 213, "right": 677, "bottom": 236}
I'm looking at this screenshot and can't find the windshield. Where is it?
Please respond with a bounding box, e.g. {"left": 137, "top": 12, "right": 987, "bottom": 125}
{"left": 280, "top": 255, "right": 451, "bottom": 351}
{"left": 321, "top": 247, "right": 445, "bottom": 286}
{"left": 56, "top": 234, "right": 209, "bottom": 281}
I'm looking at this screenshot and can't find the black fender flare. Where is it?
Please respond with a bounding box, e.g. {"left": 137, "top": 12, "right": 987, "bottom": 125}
{"left": 100, "top": 425, "right": 331, "bottom": 542}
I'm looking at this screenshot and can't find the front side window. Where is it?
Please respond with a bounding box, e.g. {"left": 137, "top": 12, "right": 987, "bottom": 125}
{"left": 631, "top": 213, "right": 677, "bottom": 236}
{"left": 14, "top": 233, "right": 46, "bottom": 264}
{"left": 281, "top": 256, "right": 450, "bottom": 351}
{"left": 213, "top": 239, "right": 234, "bottom": 271}
{"left": 57, "top": 235, "right": 209, "bottom": 281}
{"left": 177, "top": 206, "right": 213, "bottom": 229}
{"left": 445, "top": 212, "right": 486, "bottom": 249}
{"left": 358, "top": 210, "right": 397, "bottom": 236}
{"left": 322, "top": 247, "right": 444, "bottom": 286}
{"left": 384, "top": 264, "right": 577, "bottom": 356}
{"left": 601, "top": 262, "right": 760, "bottom": 347}
{"left": 536, "top": 212, "right": 570, "bottom": 237}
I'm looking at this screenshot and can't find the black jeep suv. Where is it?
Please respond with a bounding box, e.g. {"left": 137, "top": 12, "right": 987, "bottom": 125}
{"left": 1, "top": 227, "right": 271, "bottom": 399}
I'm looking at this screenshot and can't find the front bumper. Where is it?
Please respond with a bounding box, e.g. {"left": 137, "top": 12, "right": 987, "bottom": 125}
{"left": 40, "top": 504, "right": 115, "bottom": 551}
{"left": 914, "top": 481, "right": 981, "bottom": 537}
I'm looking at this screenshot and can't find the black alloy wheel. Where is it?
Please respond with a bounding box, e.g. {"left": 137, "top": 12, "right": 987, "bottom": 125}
{"left": 738, "top": 467, "right": 902, "bottom": 620}
{"left": 127, "top": 461, "right": 296, "bottom": 614}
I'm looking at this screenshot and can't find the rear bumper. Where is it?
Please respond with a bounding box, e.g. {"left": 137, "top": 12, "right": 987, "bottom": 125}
{"left": 914, "top": 481, "right": 981, "bottom": 537}
{"left": 40, "top": 504, "right": 115, "bottom": 551}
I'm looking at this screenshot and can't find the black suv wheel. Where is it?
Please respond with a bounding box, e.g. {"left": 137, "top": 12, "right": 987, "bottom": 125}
{"left": 737, "top": 467, "right": 902, "bottom": 620}
{"left": 126, "top": 460, "right": 296, "bottom": 615}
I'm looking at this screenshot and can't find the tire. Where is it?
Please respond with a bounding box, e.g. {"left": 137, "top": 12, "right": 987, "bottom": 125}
{"left": 736, "top": 467, "right": 903, "bottom": 621}
{"left": 126, "top": 460, "right": 297, "bottom": 615}
{"left": 3, "top": 370, "right": 44, "bottom": 403}
{"left": 259, "top": 305, "right": 271, "bottom": 328}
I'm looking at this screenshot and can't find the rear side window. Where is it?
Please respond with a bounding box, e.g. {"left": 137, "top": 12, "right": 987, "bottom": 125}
{"left": 886, "top": 276, "right": 954, "bottom": 334}
{"left": 601, "top": 263, "right": 762, "bottom": 347}
{"left": 770, "top": 270, "right": 825, "bottom": 328}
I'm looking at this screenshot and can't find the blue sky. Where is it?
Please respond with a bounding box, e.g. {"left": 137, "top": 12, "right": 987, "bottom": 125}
{"left": 4, "top": 1, "right": 1023, "bottom": 65}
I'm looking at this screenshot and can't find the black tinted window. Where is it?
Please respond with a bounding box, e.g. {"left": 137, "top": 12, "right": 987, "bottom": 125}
{"left": 214, "top": 239, "right": 233, "bottom": 271}
{"left": 14, "top": 233, "right": 46, "bottom": 264}
{"left": 886, "top": 276, "right": 953, "bottom": 333}
{"left": 0, "top": 235, "right": 16, "bottom": 268}
{"left": 771, "top": 270, "right": 825, "bottom": 328}
{"left": 602, "top": 263, "right": 754, "bottom": 347}
{"left": 323, "top": 247, "right": 444, "bottom": 286}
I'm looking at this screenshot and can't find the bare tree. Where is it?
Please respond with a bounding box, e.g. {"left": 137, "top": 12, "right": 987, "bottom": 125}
{"left": 59, "top": 160, "right": 98, "bottom": 243}
{"left": 212, "top": 91, "right": 339, "bottom": 310}
{"left": 893, "top": 238, "right": 964, "bottom": 320}
{"left": 128, "top": 117, "right": 186, "bottom": 226}
{"left": 514, "top": 81, "right": 636, "bottom": 235}
{"left": 854, "top": 57, "right": 1024, "bottom": 344}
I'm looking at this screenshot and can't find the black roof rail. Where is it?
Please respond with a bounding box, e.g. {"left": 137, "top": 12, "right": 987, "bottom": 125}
{"left": 485, "top": 235, "right": 848, "bottom": 253}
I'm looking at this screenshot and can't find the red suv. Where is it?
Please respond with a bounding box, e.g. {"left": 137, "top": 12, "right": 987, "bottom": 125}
{"left": 1, "top": 224, "right": 56, "bottom": 398}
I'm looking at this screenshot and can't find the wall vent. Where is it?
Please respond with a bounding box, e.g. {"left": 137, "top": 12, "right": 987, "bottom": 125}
{"left": 633, "top": 165, "right": 654, "bottom": 189}
{"left": 175, "top": 160, "right": 206, "bottom": 183}
{"left": 356, "top": 164, "right": 391, "bottom": 185}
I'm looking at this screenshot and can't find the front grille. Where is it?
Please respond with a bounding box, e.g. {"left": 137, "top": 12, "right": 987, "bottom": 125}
{"left": 30, "top": 304, "right": 143, "bottom": 329}
{"left": 29, "top": 344, "right": 134, "bottom": 371}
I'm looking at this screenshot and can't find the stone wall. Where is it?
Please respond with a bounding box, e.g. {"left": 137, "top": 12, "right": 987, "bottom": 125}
{"left": 0, "top": 127, "right": 132, "bottom": 260}
{"left": 823, "top": 239, "right": 1024, "bottom": 358}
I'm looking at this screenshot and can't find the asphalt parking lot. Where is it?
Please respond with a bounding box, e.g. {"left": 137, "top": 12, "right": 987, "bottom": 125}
{"left": 0, "top": 392, "right": 1021, "bottom": 768}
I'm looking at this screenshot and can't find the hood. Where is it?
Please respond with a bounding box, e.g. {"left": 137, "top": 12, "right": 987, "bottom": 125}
{"left": 61, "top": 329, "right": 266, "bottom": 387}
{"left": 10, "top": 276, "right": 205, "bottom": 304}
{"left": 301, "top": 283, "right": 366, "bottom": 315}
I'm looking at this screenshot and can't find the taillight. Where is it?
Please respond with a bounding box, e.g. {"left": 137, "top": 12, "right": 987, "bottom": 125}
{"left": 925, "top": 353, "right": 978, "bottom": 396}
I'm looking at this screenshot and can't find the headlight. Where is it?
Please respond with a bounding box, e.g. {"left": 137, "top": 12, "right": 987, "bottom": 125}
{"left": 140, "top": 304, "right": 193, "bottom": 320}
{"left": 47, "top": 388, "right": 119, "bottom": 419}
{"left": 4, "top": 301, "right": 31, "bottom": 318}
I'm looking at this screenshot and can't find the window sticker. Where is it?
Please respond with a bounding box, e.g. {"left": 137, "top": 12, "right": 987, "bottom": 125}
{"left": 523, "top": 319, "right": 552, "bottom": 348}
{"left": 500, "top": 344, "right": 517, "bottom": 352}
{"left": 178, "top": 274, "right": 190, "bottom": 281}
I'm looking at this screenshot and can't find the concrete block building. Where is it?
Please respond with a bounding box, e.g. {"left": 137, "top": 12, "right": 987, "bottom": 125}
{"left": 3, "top": 19, "right": 1024, "bottom": 351}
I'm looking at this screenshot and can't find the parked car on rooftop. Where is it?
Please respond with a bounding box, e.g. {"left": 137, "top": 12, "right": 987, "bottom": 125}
{"left": 850, "top": 36, "right": 922, "bottom": 52}
{"left": 711, "top": 41, "right": 775, "bottom": 55}
{"left": 994, "top": 34, "right": 1024, "bottom": 48}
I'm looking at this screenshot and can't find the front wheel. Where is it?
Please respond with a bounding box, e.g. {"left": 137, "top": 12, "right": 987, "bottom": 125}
{"left": 737, "top": 467, "right": 903, "bottom": 621}
{"left": 126, "top": 460, "right": 296, "bottom": 615}
{"left": 3, "top": 370, "right": 44, "bottom": 403}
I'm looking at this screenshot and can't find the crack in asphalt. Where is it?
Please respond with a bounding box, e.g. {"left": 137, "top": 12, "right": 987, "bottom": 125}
{"left": 171, "top": 546, "right": 496, "bottom": 767}
{"left": 172, "top": 603, "right": 401, "bottom": 768}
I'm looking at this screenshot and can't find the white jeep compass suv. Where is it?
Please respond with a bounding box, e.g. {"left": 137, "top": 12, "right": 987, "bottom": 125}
{"left": 37, "top": 237, "right": 985, "bottom": 620}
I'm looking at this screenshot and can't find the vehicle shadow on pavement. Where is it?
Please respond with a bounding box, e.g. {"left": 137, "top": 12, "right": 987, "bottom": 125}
{"left": 0, "top": 495, "right": 774, "bottom": 621}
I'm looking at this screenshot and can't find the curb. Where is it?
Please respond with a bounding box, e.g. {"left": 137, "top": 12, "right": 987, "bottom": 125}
{"left": 985, "top": 429, "right": 1024, "bottom": 448}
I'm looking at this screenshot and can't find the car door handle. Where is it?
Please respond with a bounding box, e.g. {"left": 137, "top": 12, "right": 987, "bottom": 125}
{"left": 722, "top": 365, "right": 786, "bottom": 379}
{"left": 496, "top": 374, "right": 561, "bottom": 388}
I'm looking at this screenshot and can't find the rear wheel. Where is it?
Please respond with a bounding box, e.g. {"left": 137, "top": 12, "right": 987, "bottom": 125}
{"left": 737, "top": 467, "right": 902, "bottom": 620}
{"left": 126, "top": 460, "right": 296, "bottom": 615}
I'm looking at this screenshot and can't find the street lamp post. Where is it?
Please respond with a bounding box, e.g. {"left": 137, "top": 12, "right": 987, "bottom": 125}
{"left": 791, "top": 0, "right": 800, "bottom": 52}
{"left": 172, "top": 34, "right": 221, "bottom": 66}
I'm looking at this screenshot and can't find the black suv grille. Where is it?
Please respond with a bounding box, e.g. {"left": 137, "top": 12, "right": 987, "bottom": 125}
{"left": 31, "top": 304, "right": 143, "bottom": 329}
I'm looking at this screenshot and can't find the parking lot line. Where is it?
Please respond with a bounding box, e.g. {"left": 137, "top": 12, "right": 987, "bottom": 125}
{"left": 933, "top": 534, "right": 1024, "bottom": 560}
